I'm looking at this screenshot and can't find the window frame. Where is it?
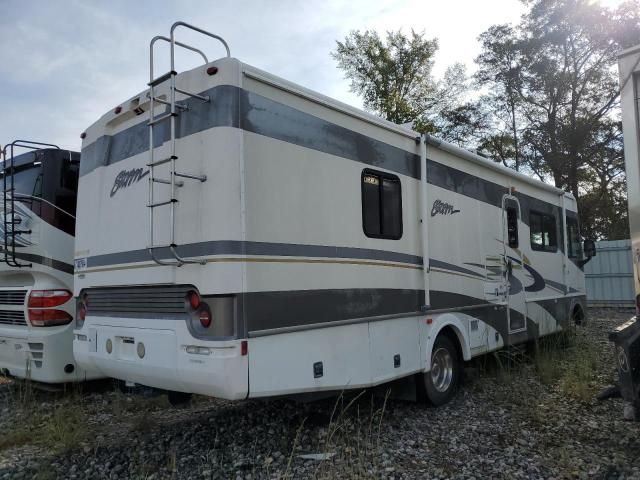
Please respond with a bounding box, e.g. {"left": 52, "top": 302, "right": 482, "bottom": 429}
{"left": 505, "top": 205, "right": 519, "bottom": 249}
{"left": 566, "top": 215, "right": 581, "bottom": 259}
{"left": 529, "top": 210, "right": 558, "bottom": 253}
{"left": 361, "top": 169, "right": 403, "bottom": 240}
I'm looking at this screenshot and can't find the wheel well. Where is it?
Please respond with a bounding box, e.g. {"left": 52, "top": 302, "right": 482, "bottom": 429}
{"left": 437, "top": 325, "right": 464, "bottom": 361}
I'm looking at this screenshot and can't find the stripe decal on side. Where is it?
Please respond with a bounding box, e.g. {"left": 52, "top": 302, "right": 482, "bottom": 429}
{"left": 80, "top": 84, "right": 572, "bottom": 234}
{"left": 241, "top": 289, "right": 515, "bottom": 340}
{"left": 2, "top": 251, "right": 74, "bottom": 275}
{"left": 80, "top": 241, "right": 423, "bottom": 269}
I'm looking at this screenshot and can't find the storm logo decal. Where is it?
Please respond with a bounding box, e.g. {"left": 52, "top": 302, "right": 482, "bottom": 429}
{"left": 110, "top": 168, "right": 149, "bottom": 197}
{"left": 431, "top": 200, "right": 460, "bottom": 217}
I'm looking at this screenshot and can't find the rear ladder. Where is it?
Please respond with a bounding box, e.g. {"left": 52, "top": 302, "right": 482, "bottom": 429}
{"left": 147, "top": 21, "right": 231, "bottom": 266}
{"left": 0, "top": 140, "right": 60, "bottom": 268}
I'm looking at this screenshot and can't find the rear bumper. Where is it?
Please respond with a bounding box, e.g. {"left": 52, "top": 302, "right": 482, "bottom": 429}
{"left": 0, "top": 324, "right": 101, "bottom": 383}
{"left": 74, "top": 318, "right": 248, "bottom": 400}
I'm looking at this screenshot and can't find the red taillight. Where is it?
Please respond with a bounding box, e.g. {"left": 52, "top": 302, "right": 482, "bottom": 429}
{"left": 206, "top": 66, "right": 218, "bottom": 76}
{"left": 29, "top": 309, "right": 72, "bottom": 327}
{"left": 199, "top": 309, "right": 211, "bottom": 328}
{"left": 241, "top": 340, "right": 248, "bottom": 356}
{"left": 28, "top": 290, "right": 72, "bottom": 308}
{"left": 79, "top": 302, "right": 87, "bottom": 321}
{"left": 187, "top": 291, "right": 201, "bottom": 310}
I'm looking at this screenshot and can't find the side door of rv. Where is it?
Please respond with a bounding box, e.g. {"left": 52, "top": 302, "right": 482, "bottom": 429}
{"left": 502, "top": 195, "right": 528, "bottom": 334}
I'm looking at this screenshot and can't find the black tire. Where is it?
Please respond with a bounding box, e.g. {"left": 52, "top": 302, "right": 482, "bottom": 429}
{"left": 423, "top": 334, "right": 461, "bottom": 406}
{"left": 168, "top": 390, "right": 192, "bottom": 406}
{"left": 572, "top": 306, "right": 585, "bottom": 326}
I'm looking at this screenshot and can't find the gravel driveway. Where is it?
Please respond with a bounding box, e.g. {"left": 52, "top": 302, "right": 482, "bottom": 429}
{"left": 1, "top": 309, "right": 639, "bottom": 479}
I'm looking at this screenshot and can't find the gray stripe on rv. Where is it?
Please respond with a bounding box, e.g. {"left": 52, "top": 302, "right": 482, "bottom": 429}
{"left": 4, "top": 251, "right": 74, "bottom": 275}
{"left": 241, "top": 288, "right": 538, "bottom": 342}
{"left": 80, "top": 84, "right": 571, "bottom": 242}
{"left": 78, "top": 240, "right": 560, "bottom": 292}
{"left": 81, "top": 240, "right": 423, "bottom": 269}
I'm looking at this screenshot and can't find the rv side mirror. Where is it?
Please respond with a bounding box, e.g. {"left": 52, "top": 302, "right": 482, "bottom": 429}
{"left": 583, "top": 239, "right": 596, "bottom": 258}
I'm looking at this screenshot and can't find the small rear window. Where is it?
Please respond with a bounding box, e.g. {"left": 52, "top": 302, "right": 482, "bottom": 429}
{"left": 361, "top": 170, "right": 402, "bottom": 240}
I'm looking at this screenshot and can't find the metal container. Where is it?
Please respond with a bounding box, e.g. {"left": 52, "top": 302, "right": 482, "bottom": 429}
{"left": 609, "top": 317, "right": 640, "bottom": 410}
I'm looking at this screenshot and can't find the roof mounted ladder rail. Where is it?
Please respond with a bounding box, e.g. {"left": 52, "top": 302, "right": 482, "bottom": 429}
{"left": 147, "top": 22, "right": 231, "bottom": 266}
{"left": 0, "top": 140, "right": 59, "bottom": 268}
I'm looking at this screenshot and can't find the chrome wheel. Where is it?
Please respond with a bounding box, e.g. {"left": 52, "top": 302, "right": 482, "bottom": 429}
{"left": 431, "top": 347, "right": 454, "bottom": 393}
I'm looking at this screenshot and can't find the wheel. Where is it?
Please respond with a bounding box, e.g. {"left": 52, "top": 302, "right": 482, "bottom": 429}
{"left": 572, "top": 305, "right": 585, "bottom": 326}
{"left": 168, "top": 390, "right": 192, "bottom": 406}
{"left": 423, "top": 335, "right": 461, "bottom": 406}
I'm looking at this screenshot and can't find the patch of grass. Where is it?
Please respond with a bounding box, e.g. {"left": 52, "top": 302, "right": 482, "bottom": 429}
{"left": 530, "top": 329, "right": 599, "bottom": 402}
{"left": 0, "top": 428, "right": 35, "bottom": 451}
{"left": 535, "top": 350, "right": 564, "bottom": 385}
{"left": 533, "top": 330, "right": 575, "bottom": 385}
{"left": 559, "top": 337, "right": 600, "bottom": 402}
{"left": 0, "top": 403, "right": 87, "bottom": 453}
{"left": 39, "top": 406, "right": 88, "bottom": 452}
{"left": 276, "top": 390, "right": 392, "bottom": 479}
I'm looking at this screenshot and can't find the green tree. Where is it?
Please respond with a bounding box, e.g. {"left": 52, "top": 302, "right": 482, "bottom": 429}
{"left": 332, "top": 29, "right": 467, "bottom": 133}
{"left": 475, "top": 0, "right": 640, "bottom": 239}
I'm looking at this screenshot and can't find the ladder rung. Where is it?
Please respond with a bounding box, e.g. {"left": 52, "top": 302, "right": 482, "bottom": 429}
{"left": 148, "top": 243, "right": 176, "bottom": 250}
{"left": 174, "top": 87, "right": 209, "bottom": 102}
{"left": 147, "top": 155, "right": 178, "bottom": 168}
{"left": 151, "top": 97, "right": 171, "bottom": 106}
{"left": 7, "top": 230, "right": 31, "bottom": 235}
{"left": 174, "top": 171, "right": 207, "bottom": 182}
{"left": 148, "top": 112, "right": 178, "bottom": 126}
{"left": 147, "top": 199, "right": 177, "bottom": 208}
{"left": 152, "top": 178, "right": 184, "bottom": 187}
{"left": 151, "top": 98, "right": 188, "bottom": 110}
{"left": 148, "top": 70, "right": 177, "bottom": 87}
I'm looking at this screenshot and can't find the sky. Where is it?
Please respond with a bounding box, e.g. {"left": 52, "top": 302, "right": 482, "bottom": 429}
{"left": 0, "top": 0, "right": 534, "bottom": 152}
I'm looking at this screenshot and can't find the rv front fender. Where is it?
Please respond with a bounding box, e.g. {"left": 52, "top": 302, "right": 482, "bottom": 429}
{"left": 423, "top": 313, "right": 471, "bottom": 371}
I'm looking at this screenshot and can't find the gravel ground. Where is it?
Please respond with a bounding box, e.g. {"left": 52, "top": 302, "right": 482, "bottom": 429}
{"left": 1, "top": 309, "right": 639, "bottom": 479}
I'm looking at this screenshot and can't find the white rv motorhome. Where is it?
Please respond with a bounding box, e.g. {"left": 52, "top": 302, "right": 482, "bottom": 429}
{"left": 619, "top": 45, "right": 640, "bottom": 315}
{"left": 0, "top": 141, "right": 98, "bottom": 383}
{"left": 73, "top": 23, "right": 592, "bottom": 405}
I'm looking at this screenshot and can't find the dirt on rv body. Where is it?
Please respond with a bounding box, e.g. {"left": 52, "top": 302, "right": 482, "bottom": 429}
{"left": 0, "top": 309, "right": 639, "bottom": 480}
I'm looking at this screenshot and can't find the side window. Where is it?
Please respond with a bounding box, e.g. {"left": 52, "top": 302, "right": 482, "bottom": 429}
{"left": 566, "top": 216, "right": 581, "bottom": 258}
{"left": 530, "top": 211, "right": 557, "bottom": 252}
{"left": 506, "top": 206, "right": 519, "bottom": 248}
{"left": 361, "top": 169, "right": 402, "bottom": 239}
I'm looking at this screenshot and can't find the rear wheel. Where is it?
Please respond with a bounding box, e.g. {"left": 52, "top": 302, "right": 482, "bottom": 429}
{"left": 423, "top": 335, "right": 461, "bottom": 406}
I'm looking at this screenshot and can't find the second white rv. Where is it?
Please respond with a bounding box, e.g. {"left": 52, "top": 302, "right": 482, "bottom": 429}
{"left": 0, "top": 141, "right": 99, "bottom": 383}
{"left": 73, "top": 23, "right": 593, "bottom": 405}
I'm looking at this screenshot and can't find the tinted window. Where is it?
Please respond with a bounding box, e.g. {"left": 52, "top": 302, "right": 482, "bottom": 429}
{"left": 506, "top": 206, "right": 519, "bottom": 248}
{"left": 1, "top": 150, "right": 79, "bottom": 236}
{"left": 362, "top": 170, "right": 402, "bottom": 239}
{"left": 1, "top": 163, "right": 44, "bottom": 199}
{"left": 530, "top": 211, "right": 557, "bottom": 252}
{"left": 567, "top": 216, "right": 581, "bottom": 259}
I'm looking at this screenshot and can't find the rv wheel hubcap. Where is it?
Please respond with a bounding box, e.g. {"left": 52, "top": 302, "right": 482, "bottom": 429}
{"left": 431, "top": 348, "right": 454, "bottom": 392}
